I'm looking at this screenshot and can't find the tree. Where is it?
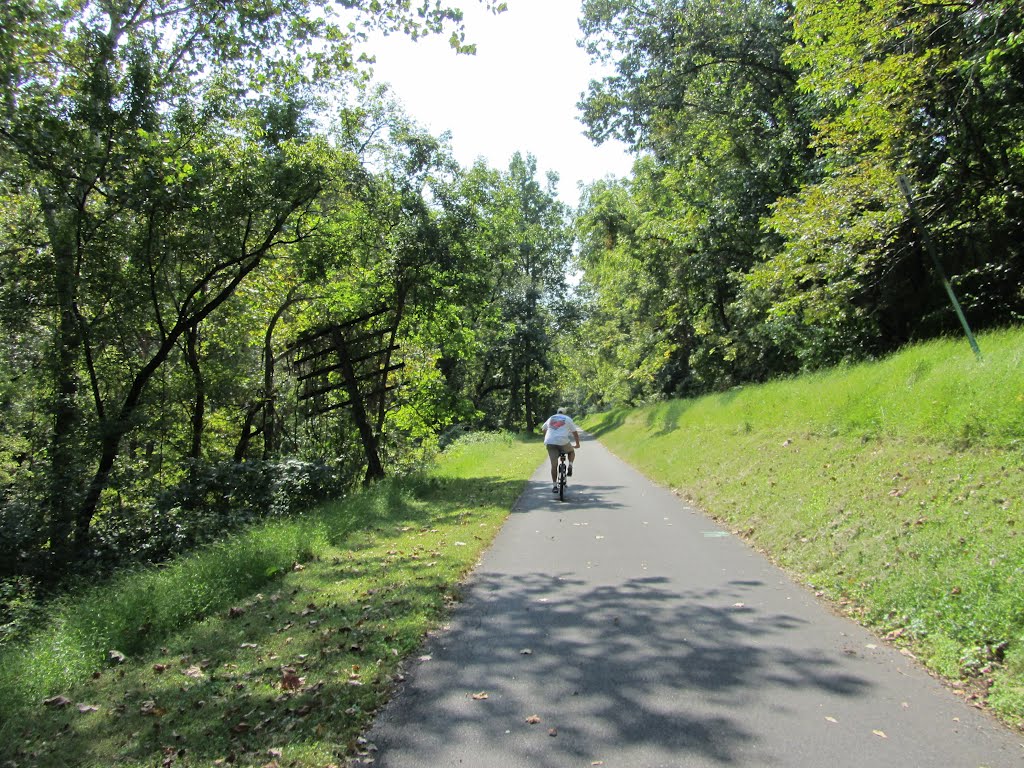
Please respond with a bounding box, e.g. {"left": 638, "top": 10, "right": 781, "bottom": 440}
{"left": 457, "top": 154, "right": 574, "bottom": 430}
{"left": 752, "top": 0, "right": 1024, "bottom": 365}
{"left": 0, "top": 0, "right": 500, "bottom": 567}
{"left": 577, "top": 0, "right": 810, "bottom": 395}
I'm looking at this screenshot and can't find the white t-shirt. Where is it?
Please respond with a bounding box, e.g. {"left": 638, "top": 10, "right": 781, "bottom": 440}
{"left": 543, "top": 413, "right": 577, "bottom": 445}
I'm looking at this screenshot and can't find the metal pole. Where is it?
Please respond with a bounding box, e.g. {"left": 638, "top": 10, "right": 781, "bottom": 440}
{"left": 897, "top": 175, "right": 982, "bottom": 360}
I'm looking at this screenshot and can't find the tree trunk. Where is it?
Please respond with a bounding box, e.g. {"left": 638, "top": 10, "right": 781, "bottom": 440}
{"left": 332, "top": 329, "right": 384, "bottom": 483}
{"left": 375, "top": 289, "right": 406, "bottom": 434}
{"left": 185, "top": 325, "right": 205, "bottom": 465}
{"left": 38, "top": 191, "right": 83, "bottom": 566}
{"left": 523, "top": 376, "right": 534, "bottom": 433}
{"left": 262, "top": 341, "right": 278, "bottom": 460}
{"left": 234, "top": 402, "right": 263, "bottom": 462}
{"left": 73, "top": 193, "right": 317, "bottom": 550}
{"left": 262, "top": 292, "right": 295, "bottom": 458}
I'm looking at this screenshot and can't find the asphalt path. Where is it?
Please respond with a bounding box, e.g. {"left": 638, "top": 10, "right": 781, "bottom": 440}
{"left": 366, "top": 434, "right": 1024, "bottom": 767}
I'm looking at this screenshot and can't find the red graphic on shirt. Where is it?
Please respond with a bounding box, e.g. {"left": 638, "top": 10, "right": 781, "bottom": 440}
{"left": 550, "top": 417, "right": 567, "bottom": 428}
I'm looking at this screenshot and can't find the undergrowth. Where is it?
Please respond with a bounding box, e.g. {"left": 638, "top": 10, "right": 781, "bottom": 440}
{"left": 0, "top": 432, "right": 538, "bottom": 768}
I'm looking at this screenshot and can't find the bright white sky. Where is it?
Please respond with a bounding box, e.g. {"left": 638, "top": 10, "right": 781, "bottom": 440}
{"left": 360, "top": 0, "right": 634, "bottom": 208}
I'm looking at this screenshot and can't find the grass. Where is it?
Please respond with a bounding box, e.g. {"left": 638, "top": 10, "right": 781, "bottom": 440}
{"left": 582, "top": 327, "right": 1024, "bottom": 728}
{"left": 0, "top": 432, "right": 540, "bottom": 768}
{"left": 3, "top": 327, "right": 1022, "bottom": 764}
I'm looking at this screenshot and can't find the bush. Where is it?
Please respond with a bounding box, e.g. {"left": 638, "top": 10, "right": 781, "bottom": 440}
{"left": 88, "top": 458, "right": 352, "bottom": 567}
{"left": 0, "top": 576, "right": 42, "bottom": 646}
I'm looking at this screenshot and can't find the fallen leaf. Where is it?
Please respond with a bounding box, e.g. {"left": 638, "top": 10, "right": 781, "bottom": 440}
{"left": 548, "top": 728, "right": 558, "bottom": 737}
{"left": 153, "top": 663, "right": 169, "bottom": 674}
{"left": 43, "top": 695, "right": 72, "bottom": 708}
{"left": 526, "top": 714, "right": 542, "bottom": 724}
{"left": 280, "top": 670, "right": 303, "bottom": 690}
{"left": 77, "top": 703, "right": 100, "bottom": 713}
{"left": 231, "top": 722, "right": 251, "bottom": 734}
{"left": 229, "top": 606, "right": 245, "bottom": 618}
{"left": 108, "top": 649, "right": 127, "bottom": 664}
{"left": 520, "top": 648, "right": 533, "bottom": 655}
{"left": 471, "top": 692, "right": 489, "bottom": 700}
{"left": 825, "top": 716, "right": 838, "bottom": 724}
{"left": 140, "top": 700, "right": 166, "bottom": 716}
{"left": 873, "top": 730, "right": 887, "bottom": 739}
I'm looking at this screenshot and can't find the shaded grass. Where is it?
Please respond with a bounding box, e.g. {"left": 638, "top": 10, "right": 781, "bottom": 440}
{"left": 583, "top": 327, "right": 1024, "bottom": 728}
{"left": 0, "top": 432, "right": 540, "bottom": 767}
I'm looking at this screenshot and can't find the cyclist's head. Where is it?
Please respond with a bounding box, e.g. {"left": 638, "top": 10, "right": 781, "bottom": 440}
{"left": 556, "top": 407, "right": 567, "bottom": 415}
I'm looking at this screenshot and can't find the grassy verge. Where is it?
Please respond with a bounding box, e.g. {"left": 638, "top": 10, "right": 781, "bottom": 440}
{"left": 582, "top": 327, "right": 1024, "bottom": 729}
{"left": 0, "top": 432, "right": 540, "bottom": 768}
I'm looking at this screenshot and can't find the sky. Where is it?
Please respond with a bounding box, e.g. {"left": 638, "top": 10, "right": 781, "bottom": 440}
{"left": 359, "top": 0, "right": 635, "bottom": 208}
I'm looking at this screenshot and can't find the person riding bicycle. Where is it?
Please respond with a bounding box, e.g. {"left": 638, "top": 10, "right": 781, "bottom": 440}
{"left": 542, "top": 407, "right": 581, "bottom": 493}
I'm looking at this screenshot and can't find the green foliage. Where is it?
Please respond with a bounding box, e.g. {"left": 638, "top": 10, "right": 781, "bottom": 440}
{"left": 431, "top": 153, "right": 574, "bottom": 432}
{"left": 0, "top": 0, "right": 563, "bottom": 586}
{"left": 582, "top": 326, "right": 1024, "bottom": 726}
{"left": 0, "top": 517, "right": 332, "bottom": 716}
{"left": 575, "top": 0, "right": 813, "bottom": 398}
{"left": 90, "top": 458, "right": 354, "bottom": 562}
{"left": 0, "top": 431, "right": 538, "bottom": 766}
{"left": 574, "top": 0, "right": 1024, "bottom": 408}
{"left": 759, "top": 0, "right": 1024, "bottom": 361}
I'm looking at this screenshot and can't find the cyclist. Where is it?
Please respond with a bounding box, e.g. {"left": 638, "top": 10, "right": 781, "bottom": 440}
{"left": 542, "top": 407, "right": 581, "bottom": 493}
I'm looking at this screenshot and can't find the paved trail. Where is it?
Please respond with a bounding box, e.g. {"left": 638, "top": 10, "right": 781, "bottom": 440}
{"left": 367, "top": 436, "right": 1023, "bottom": 767}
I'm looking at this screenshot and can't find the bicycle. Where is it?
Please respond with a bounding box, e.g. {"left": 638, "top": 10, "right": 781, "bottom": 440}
{"left": 557, "top": 450, "right": 568, "bottom": 501}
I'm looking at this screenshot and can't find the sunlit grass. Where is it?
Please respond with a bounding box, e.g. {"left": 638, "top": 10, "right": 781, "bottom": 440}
{"left": 583, "top": 326, "right": 1024, "bottom": 728}
{"left": 641, "top": 327, "right": 1023, "bottom": 447}
{"left": 0, "top": 432, "right": 539, "bottom": 767}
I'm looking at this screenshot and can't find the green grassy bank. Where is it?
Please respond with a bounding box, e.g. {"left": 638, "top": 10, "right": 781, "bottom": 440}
{"left": 582, "top": 327, "right": 1024, "bottom": 728}
{"left": 0, "top": 433, "right": 540, "bottom": 768}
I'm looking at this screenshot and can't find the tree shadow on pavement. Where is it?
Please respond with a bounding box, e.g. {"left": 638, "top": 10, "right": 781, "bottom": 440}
{"left": 370, "top": 572, "right": 872, "bottom": 767}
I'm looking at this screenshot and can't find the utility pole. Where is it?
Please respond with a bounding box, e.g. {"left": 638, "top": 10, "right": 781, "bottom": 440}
{"left": 897, "top": 175, "right": 982, "bottom": 360}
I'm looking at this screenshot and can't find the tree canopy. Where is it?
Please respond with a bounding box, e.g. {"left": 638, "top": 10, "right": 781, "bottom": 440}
{"left": 1, "top": 0, "right": 1021, "bottom": 588}
{"left": 0, "top": 0, "right": 563, "bottom": 581}
{"left": 571, "top": 0, "right": 1023, "bottom": 407}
